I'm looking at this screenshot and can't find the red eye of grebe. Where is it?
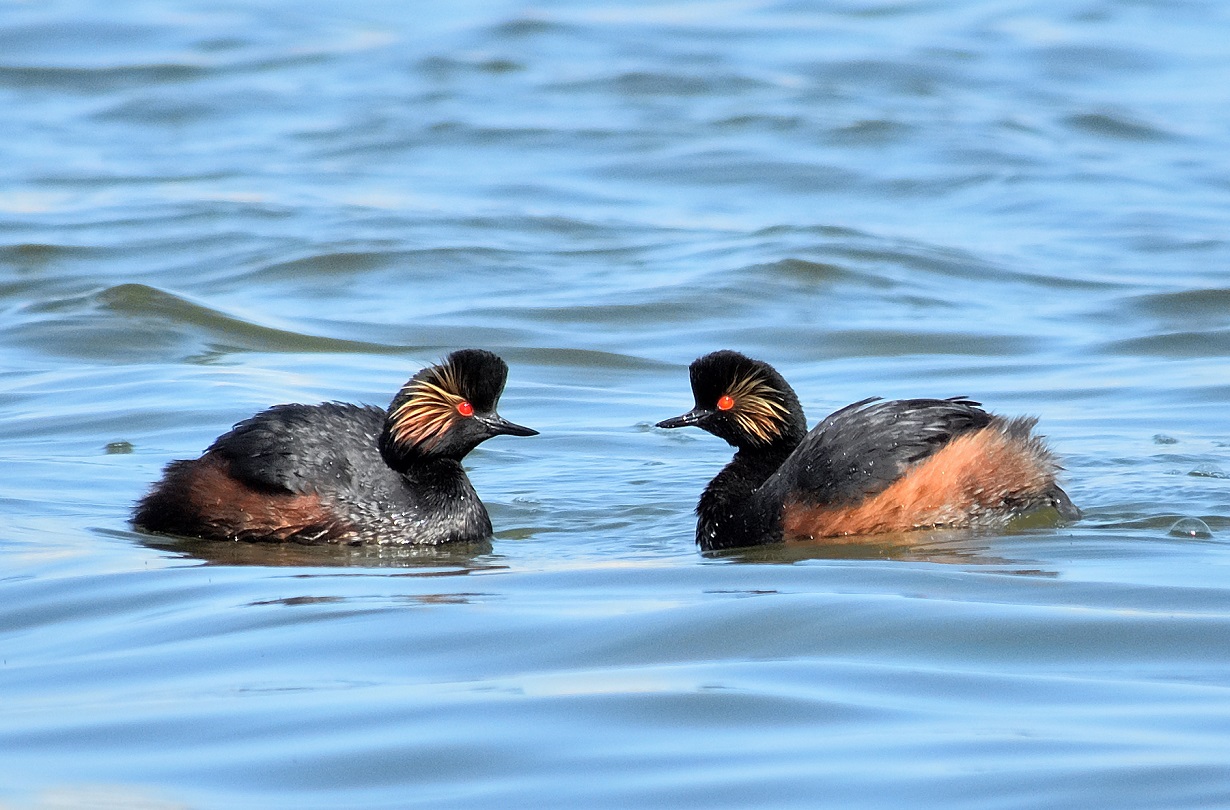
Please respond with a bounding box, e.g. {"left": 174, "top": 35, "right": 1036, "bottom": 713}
{"left": 717, "top": 395, "right": 735, "bottom": 411}
{"left": 456, "top": 401, "right": 474, "bottom": 417}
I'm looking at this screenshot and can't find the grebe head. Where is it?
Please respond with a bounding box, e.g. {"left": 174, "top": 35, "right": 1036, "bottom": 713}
{"left": 381, "top": 349, "right": 536, "bottom": 466}
{"left": 656, "top": 350, "right": 806, "bottom": 450}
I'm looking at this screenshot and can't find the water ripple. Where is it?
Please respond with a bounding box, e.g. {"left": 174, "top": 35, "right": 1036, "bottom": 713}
{"left": 4, "top": 0, "right": 1230, "bottom": 806}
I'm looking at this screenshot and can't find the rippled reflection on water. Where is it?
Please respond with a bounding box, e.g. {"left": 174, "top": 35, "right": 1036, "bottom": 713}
{"left": 3, "top": 0, "right": 1230, "bottom": 807}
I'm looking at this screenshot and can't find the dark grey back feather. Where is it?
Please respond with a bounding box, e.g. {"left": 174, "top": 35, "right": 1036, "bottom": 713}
{"left": 762, "top": 396, "right": 992, "bottom": 507}
{"left": 205, "top": 402, "right": 382, "bottom": 494}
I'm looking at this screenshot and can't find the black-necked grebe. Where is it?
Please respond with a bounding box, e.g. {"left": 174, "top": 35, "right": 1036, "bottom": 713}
{"left": 657, "top": 350, "right": 1079, "bottom": 551}
{"left": 133, "top": 349, "right": 536, "bottom": 545}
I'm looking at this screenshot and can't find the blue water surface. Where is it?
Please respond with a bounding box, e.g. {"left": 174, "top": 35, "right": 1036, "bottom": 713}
{"left": 3, "top": 0, "right": 1230, "bottom": 807}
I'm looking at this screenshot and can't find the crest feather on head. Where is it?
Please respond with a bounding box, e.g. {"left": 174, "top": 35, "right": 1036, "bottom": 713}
{"left": 385, "top": 350, "right": 508, "bottom": 453}
{"left": 690, "top": 350, "right": 804, "bottom": 447}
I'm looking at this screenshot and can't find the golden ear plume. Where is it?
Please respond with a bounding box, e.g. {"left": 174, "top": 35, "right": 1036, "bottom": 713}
{"left": 388, "top": 365, "right": 465, "bottom": 451}
{"left": 725, "top": 371, "right": 789, "bottom": 444}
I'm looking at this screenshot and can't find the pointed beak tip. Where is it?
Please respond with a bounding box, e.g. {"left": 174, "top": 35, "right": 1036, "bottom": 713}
{"left": 491, "top": 416, "right": 538, "bottom": 438}
{"left": 656, "top": 410, "right": 703, "bottom": 430}
{"left": 478, "top": 408, "right": 539, "bottom": 438}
